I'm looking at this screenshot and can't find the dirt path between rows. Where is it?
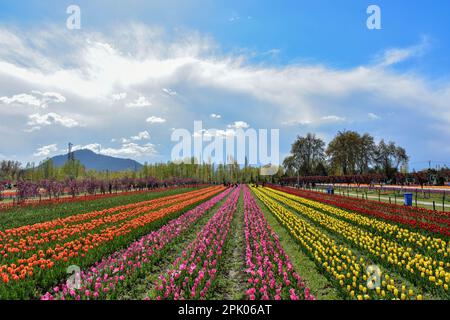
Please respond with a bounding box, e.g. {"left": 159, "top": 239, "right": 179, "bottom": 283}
{"left": 211, "top": 190, "right": 247, "bottom": 300}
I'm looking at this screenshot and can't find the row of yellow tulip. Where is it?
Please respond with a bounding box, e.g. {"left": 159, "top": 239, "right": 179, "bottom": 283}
{"left": 251, "top": 186, "right": 423, "bottom": 300}
{"left": 268, "top": 187, "right": 449, "bottom": 261}
{"left": 259, "top": 187, "right": 449, "bottom": 299}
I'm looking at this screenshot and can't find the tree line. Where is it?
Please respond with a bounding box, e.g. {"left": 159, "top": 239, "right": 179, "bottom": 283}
{"left": 282, "top": 130, "right": 410, "bottom": 181}
{"left": 0, "top": 156, "right": 277, "bottom": 190}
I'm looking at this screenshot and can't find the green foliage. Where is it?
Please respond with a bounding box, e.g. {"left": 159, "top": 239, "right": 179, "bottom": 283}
{"left": 281, "top": 130, "right": 410, "bottom": 179}
{"left": 288, "top": 133, "right": 326, "bottom": 177}
{"left": 6, "top": 159, "right": 275, "bottom": 185}
{"left": 326, "top": 131, "right": 375, "bottom": 175}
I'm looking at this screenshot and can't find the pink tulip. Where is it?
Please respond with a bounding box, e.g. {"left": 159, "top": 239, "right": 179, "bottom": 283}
{"left": 242, "top": 185, "right": 314, "bottom": 301}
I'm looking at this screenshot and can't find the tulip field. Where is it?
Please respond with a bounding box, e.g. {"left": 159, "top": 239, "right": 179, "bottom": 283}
{"left": 0, "top": 183, "right": 449, "bottom": 300}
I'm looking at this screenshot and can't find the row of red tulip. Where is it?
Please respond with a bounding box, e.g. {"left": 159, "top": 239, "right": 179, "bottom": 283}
{"left": 270, "top": 186, "right": 450, "bottom": 237}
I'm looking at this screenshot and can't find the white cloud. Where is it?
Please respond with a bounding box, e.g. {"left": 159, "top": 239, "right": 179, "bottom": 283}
{"left": 213, "top": 129, "right": 237, "bottom": 137}
{"left": 126, "top": 96, "right": 152, "bottom": 108}
{"left": 227, "top": 121, "right": 249, "bottom": 129}
{"left": 193, "top": 128, "right": 236, "bottom": 138}
{"left": 146, "top": 116, "right": 166, "bottom": 124}
{"left": 0, "top": 93, "right": 42, "bottom": 107}
{"left": 0, "top": 26, "right": 447, "bottom": 128}
{"left": 210, "top": 113, "right": 221, "bottom": 119}
{"left": 73, "top": 143, "right": 102, "bottom": 153}
{"left": 114, "top": 131, "right": 152, "bottom": 145}
{"left": 376, "top": 37, "right": 430, "bottom": 67}
{"left": 33, "top": 144, "right": 58, "bottom": 157}
{"left": 0, "top": 25, "right": 216, "bottom": 99}
{"left": 0, "top": 91, "right": 65, "bottom": 108}
{"left": 72, "top": 141, "right": 157, "bottom": 158}
{"left": 130, "top": 130, "right": 151, "bottom": 141}
{"left": 368, "top": 112, "right": 381, "bottom": 120}
{"left": 112, "top": 92, "right": 127, "bottom": 101}
{"left": 27, "top": 113, "right": 80, "bottom": 129}
{"left": 102, "top": 143, "right": 157, "bottom": 158}
{"left": 282, "top": 119, "right": 312, "bottom": 126}
{"left": 32, "top": 91, "right": 66, "bottom": 104}
{"left": 162, "top": 88, "right": 177, "bottom": 96}
{"left": 321, "top": 115, "right": 346, "bottom": 122}
{"left": 0, "top": 25, "right": 449, "bottom": 164}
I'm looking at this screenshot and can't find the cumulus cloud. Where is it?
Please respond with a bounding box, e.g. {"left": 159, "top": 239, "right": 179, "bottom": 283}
{"left": 73, "top": 143, "right": 102, "bottom": 153}
{"left": 146, "top": 116, "right": 166, "bottom": 124}
{"left": 125, "top": 96, "right": 152, "bottom": 108}
{"left": 112, "top": 92, "right": 127, "bottom": 101}
{"left": 210, "top": 113, "right": 221, "bottom": 119}
{"left": 227, "top": 121, "right": 250, "bottom": 129}
{"left": 193, "top": 128, "right": 236, "bottom": 138}
{"left": 102, "top": 142, "right": 157, "bottom": 158}
{"left": 0, "top": 93, "right": 41, "bottom": 107}
{"left": 162, "top": 88, "right": 177, "bottom": 96}
{"left": 27, "top": 113, "right": 80, "bottom": 130}
{"left": 73, "top": 141, "right": 157, "bottom": 158}
{"left": 131, "top": 130, "right": 151, "bottom": 141}
{"left": 33, "top": 144, "right": 58, "bottom": 157}
{"left": 368, "top": 112, "right": 381, "bottom": 120}
{"left": 119, "top": 130, "right": 151, "bottom": 143}
{"left": 0, "top": 91, "right": 65, "bottom": 108}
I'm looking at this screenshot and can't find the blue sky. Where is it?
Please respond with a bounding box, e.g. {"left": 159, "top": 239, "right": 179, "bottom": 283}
{"left": 0, "top": 0, "right": 449, "bottom": 170}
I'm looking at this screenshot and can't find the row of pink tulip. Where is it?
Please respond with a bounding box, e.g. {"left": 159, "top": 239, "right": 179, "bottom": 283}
{"left": 152, "top": 186, "right": 241, "bottom": 300}
{"left": 41, "top": 187, "right": 233, "bottom": 300}
{"left": 243, "top": 186, "right": 314, "bottom": 300}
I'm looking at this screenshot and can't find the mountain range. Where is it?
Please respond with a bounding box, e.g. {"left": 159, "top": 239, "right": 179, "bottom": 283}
{"left": 49, "top": 149, "right": 143, "bottom": 172}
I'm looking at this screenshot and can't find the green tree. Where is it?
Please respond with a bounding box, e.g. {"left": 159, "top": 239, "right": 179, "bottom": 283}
{"left": 326, "top": 130, "right": 376, "bottom": 175}
{"left": 62, "top": 159, "right": 85, "bottom": 179}
{"left": 374, "top": 140, "right": 409, "bottom": 178}
{"left": 290, "top": 133, "right": 326, "bottom": 179}
{"left": 282, "top": 155, "right": 296, "bottom": 177}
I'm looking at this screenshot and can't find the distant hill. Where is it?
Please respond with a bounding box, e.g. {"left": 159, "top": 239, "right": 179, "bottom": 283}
{"left": 49, "top": 149, "right": 143, "bottom": 172}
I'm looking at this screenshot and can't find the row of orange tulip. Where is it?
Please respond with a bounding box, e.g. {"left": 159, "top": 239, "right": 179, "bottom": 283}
{"left": 0, "top": 186, "right": 223, "bottom": 297}
{"left": 0, "top": 187, "right": 211, "bottom": 241}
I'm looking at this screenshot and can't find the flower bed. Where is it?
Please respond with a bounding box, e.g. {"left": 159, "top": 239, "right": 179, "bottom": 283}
{"left": 243, "top": 185, "right": 313, "bottom": 300}
{"left": 270, "top": 186, "right": 450, "bottom": 236}
{"left": 153, "top": 186, "right": 241, "bottom": 300}
{"left": 252, "top": 186, "right": 423, "bottom": 300}
{"left": 0, "top": 186, "right": 223, "bottom": 299}
{"left": 41, "top": 187, "right": 232, "bottom": 300}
